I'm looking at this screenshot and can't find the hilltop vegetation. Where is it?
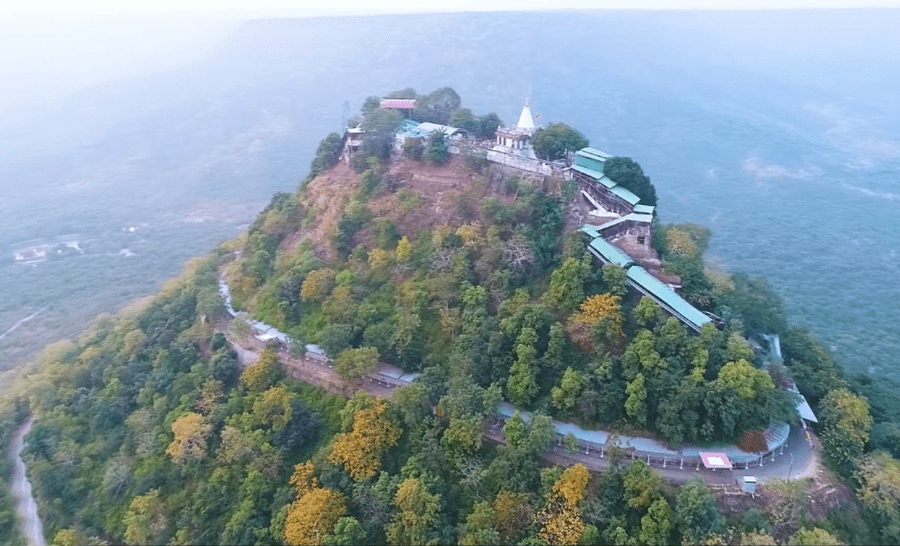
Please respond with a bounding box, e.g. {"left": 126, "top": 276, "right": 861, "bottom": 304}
{"left": 2, "top": 91, "right": 896, "bottom": 546}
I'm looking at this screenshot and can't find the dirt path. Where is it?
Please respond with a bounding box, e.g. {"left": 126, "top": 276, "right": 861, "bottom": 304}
{"left": 9, "top": 418, "right": 47, "bottom": 546}
{"left": 222, "top": 329, "right": 395, "bottom": 399}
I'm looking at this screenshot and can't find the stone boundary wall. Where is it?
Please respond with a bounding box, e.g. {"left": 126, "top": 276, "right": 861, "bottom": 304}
{"left": 484, "top": 149, "right": 567, "bottom": 178}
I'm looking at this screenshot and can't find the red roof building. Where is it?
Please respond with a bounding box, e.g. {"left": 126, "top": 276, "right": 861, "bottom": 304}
{"left": 380, "top": 98, "right": 416, "bottom": 109}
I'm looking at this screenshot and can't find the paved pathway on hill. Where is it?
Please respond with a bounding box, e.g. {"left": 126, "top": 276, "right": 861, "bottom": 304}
{"left": 218, "top": 275, "right": 817, "bottom": 485}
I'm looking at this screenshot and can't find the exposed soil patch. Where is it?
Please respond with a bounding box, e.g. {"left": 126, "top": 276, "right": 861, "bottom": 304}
{"left": 291, "top": 156, "right": 526, "bottom": 263}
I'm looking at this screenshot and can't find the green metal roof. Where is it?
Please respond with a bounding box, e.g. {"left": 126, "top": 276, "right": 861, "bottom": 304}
{"left": 571, "top": 164, "right": 604, "bottom": 181}
{"left": 626, "top": 266, "right": 711, "bottom": 331}
{"left": 586, "top": 237, "right": 633, "bottom": 267}
{"left": 611, "top": 185, "right": 641, "bottom": 205}
{"left": 633, "top": 204, "right": 656, "bottom": 215}
{"left": 578, "top": 147, "right": 612, "bottom": 160}
{"left": 595, "top": 213, "right": 654, "bottom": 232}
{"left": 597, "top": 176, "right": 617, "bottom": 189}
{"left": 575, "top": 148, "right": 611, "bottom": 173}
{"left": 628, "top": 213, "right": 654, "bottom": 223}
{"left": 596, "top": 216, "right": 628, "bottom": 231}
{"left": 574, "top": 155, "right": 606, "bottom": 173}
{"left": 580, "top": 224, "right": 602, "bottom": 239}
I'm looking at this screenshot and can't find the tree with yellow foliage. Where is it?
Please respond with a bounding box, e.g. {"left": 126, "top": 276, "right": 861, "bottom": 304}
{"left": 329, "top": 400, "right": 401, "bottom": 479}
{"left": 368, "top": 248, "right": 393, "bottom": 271}
{"left": 240, "top": 347, "right": 285, "bottom": 392}
{"left": 493, "top": 490, "right": 533, "bottom": 544}
{"left": 283, "top": 462, "right": 347, "bottom": 546}
{"left": 251, "top": 385, "right": 294, "bottom": 430}
{"left": 166, "top": 412, "right": 212, "bottom": 465}
{"left": 386, "top": 478, "right": 440, "bottom": 545}
{"left": 553, "top": 464, "right": 590, "bottom": 505}
{"left": 456, "top": 222, "right": 484, "bottom": 249}
{"left": 538, "top": 464, "right": 589, "bottom": 545}
{"left": 123, "top": 489, "right": 168, "bottom": 545}
{"left": 567, "top": 293, "right": 624, "bottom": 353}
{"left": 300, "top": 268, "right": 335, "bottom": 303}
{"left": 395, "top": 236, "right": 412, "bottom": 262}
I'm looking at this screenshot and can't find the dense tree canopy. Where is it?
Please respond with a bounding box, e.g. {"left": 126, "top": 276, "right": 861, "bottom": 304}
{"left": 5, "top": 99, "right": 884, "bottom": 546}
{"left": 603, "top": 156, "right": 658, "bottom": 207}
{"left": 531, "top": 123, "right": 589, "bottom": 161}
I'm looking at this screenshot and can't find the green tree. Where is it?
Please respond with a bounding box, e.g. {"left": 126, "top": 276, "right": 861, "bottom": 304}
{"left": 124, "top": 489, "right": 169, "bottom": 545}
{"left": 639, "top": 498, "right": 673, "bottom": 546}
{"left": 507, "top": 327, "right": 539, "bottom": 407}
{"left": 633, "top": 296, "right": 662, "bottom": 329}
{"left": 426, "top": 130, "right": 450, "bottom": 164}
{"left": 551, "top": 368, "right": 587, "bottom": 412}
{"left": 324, "top": 517, "right": 366, "bottom": 546}
{"left": 675, "top": 478, "right": 724, "bottom": 544}
{"left": 623, "top": 460, "right": 663, "bottom": 511}
{"left": 359, "top": 108, "right": 403, "bottom": 163}
{"left": 476, "top": 113, "right": 502, "bottom": 140}
{"left": 544, "top": 257, "right": 591, "bottom": 313}
{"left": 333, "top": 347, "right": 380, "bottom": 383}
{"left": 450, "top": 108, "right": 479, "bottom": 133}
{"left": 310, "top": 133, "right": 344, "bottom": 177}
{"left": 602, "top": 157, "right": 658, "bottom": 206}
{"left": 625, "top": 373, "right": 648, "bottom": 427}
{"left": 789, "top": 527, "right": 843, "bottom": 545}
{"left": 402, "top": 137, "right": 424, "bottom": 160}
{"left": 602, "top": 263, "right": 628, "bottom": 297}
{"left": 386, "top": 478, "right": 440, "bottom": 545}
{"left": 459, "top": 502, "right": 501, "bottom": 545}
{"left": 854, "top": 452, "right": 900, "bottom": 544}
{"left": 413, "top": 86, "right": 461, "bottom": 124}
{"left": 820, "top": 388, "right": 873, "bottom": 476}
{"left": 531, "top": 123, "right": 589, "bottom": 161}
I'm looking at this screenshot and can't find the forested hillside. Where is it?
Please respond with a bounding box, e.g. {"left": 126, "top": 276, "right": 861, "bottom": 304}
{"left": 5, "top": 93, "right": 897, "bottom": 546}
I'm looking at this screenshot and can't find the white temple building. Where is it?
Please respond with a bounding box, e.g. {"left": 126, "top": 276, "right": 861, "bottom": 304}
{"left": 494, "top": 101, "right": 537, "bottom": 158}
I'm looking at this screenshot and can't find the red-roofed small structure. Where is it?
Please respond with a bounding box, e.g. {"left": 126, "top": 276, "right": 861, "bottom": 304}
{"left": 380, "top": 98, "right": 416, "bottom": 109}
{"left": 700, "top": 452, "right": 733, "bottom": 469}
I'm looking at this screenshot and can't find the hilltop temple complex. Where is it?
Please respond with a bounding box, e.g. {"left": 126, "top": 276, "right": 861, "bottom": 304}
{"left": 342, "top": 98, "right": 712, "bottom": 331}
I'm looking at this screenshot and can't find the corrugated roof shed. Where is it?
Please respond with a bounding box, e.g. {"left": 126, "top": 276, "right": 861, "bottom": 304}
{"left": 571, "top": 163, "right": 605, "bottom": 180}
{"left": 417, "top": 122, "right": 462, "bottom": 136}
{"left": 626, "top": 266, "right": 711, "bottom": 331}
{"left": 579, "top": 147, "right": 612, "bottom": 159}
{"left": 581, "top": 224, "right": 603, "bottom": 239}
{"left": 574, "top": 149, "right": 608, "bottom": 173}
{"left": 584, "top": 235, "right": 634, "bottom": 267}
{"left": 611, "top": 185, "right": 641, "bottom": 205}
{"left": 633, "top": 204, "right": 656, "bottom": 215}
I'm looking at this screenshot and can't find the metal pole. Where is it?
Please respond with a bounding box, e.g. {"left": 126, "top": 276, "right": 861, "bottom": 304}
{"left": 788, "top": 452, "right": 795, "bottom": 480}
{"left": 680, "top": 457, "right": 683, "bottom": 469}
{"left": 663, "top": 457, "right": 667, "bottom": 468}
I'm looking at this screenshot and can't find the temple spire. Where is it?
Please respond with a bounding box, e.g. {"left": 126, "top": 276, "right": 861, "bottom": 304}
{"left": 516, "top": 100, "right": 535, "bottom": 130}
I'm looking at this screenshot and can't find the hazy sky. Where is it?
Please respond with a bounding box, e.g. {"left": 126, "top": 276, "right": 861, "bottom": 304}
{"left": 3, "top": 0, "right": 900, "bottom": 16}
{"left": 0, "top": 1, "right": 897, "bottom": 108}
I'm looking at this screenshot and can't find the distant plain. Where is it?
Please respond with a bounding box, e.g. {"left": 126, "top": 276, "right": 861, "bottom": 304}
{"left": 1, "top": 10, "right": 897, "bottom": 390}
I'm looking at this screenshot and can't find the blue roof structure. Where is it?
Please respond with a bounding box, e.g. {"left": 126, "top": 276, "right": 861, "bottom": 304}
{"left": 571, "top": 163, "right": 604, "bottom": 180}
{"left": 574, "top": 148, "right": 611, "bottom": 173}
{"left": 633, "top": 204, "right": 656, "bottom": 215}
{"left": 611, "top": 185, "right": 641, "bottom": 205}
{"left": 626, "top": 266, "right": 711, "bottom": 332}
{"left": 595, "top": 213, "right": 655, "bottom": 232}
{"left": 583, "top": 234, "right": 634, "bottom": 267}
